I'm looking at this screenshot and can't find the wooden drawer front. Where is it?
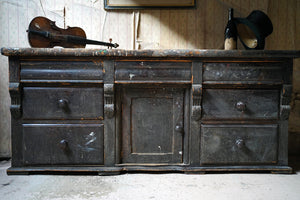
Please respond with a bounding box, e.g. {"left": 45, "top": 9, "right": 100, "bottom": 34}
{"left": 115, "top": 61, "right": 191, "bottom": 83}
{"left": 23, "top": 87, "right": 103, "bottom": 119}
{"left": 202, "top": 89, "right": 279, "bottom": 120}
{"left": 203, "top": 62, "right": 283, "bottom": 84}
{"left": 20, "top": 61, "right": 103, "bottom": 83}
{"left": 200, "top": 125, "right": 278, "bottom": 165}
{"left": 23, "top": 124, "right": 104, "bottom": 165}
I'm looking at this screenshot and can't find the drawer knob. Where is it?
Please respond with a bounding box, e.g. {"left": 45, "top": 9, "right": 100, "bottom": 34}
{"left": 236, "top": 101, "right": 246, "bottom": 112}
{"left": 235, "top": 139, "right": 245, "bottom": 149}
{"left": 175, "top": 125, "right": 184, "bottom": 135}
{"left": 58, "top": 99, "right": 68, "bottom": 109}
{"left": 59, "top": 139, "right": 68, "bottom": 150}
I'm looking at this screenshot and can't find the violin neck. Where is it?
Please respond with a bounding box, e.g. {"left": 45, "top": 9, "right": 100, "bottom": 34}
{"left": 65, "top": 35, "right": 118, "bottom": 48}
{"left": 84, "top": 38, "right": 119, "bottom": 48}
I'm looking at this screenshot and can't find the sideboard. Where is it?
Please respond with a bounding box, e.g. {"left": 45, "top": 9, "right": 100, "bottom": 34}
{"left": 1, "top": 48, "right": 299, "bottom": 175}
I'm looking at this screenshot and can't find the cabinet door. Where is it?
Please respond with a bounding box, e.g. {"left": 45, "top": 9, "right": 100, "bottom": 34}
{"left": 121, "top": 88, "right": 184, "bottom": 164}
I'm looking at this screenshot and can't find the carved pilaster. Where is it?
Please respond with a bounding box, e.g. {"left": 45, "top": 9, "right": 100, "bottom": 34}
{"left": 103, "top": 60, "right": 116, "bottom": 166}
{"left": 278, "top": 82, "right": 293, "bottom": 165}
{"left": 104, "top": 83, "right": 114, "bottom": 118}
{"left": 280, "top": 105, "right": 290, "bottom": 120}
{"left": 9, "top": 82, "right": 22, "bottom": 119}
{"left": 191, "top": 61, "right": 203, "bottom": 121}
{"left": 192, "top": 84, "right": 202, "bottom": 121}
{"left": 280, "top": 84, "right": 292, "bottom": 120}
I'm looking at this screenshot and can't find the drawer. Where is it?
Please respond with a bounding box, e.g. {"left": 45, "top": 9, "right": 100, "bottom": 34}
{"left": 203, "top": 62, "right": 284, "bottom": 84}
{"left": 23, "top": 87, "right": 103, "bottom": 119}
{"left": 23, "top": 124, "right": 104, "bottom": 165}
{"left": 20, "top": 61, "right": 103, "bottom": 83}
{"left": 202, "top": 89, "right": 279, "bottom": 120}
{"left": 200, "top": 125, "right": 278, "bottom": 165}
{"left": 115, "top": 61, "right": 191, "bottom": 83}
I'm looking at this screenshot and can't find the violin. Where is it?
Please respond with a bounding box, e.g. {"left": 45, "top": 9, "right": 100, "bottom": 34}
{"left": 27, "top": 16, "right": 119, "bottom": 48}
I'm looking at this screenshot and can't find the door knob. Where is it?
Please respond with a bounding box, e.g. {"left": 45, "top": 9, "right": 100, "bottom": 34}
{"left": 236, "top": 101, "right": 246, "bottom": 112}
{"left": 175, "top": 125, "right": 184, "bottom": 135}
{"left": 59, "top": 139, "right": 68, "bottom": 150}
{"left": 58, "top": 99, "right": 68, "bottom": 109}
{"left": 235, "top": 139, "right": 245, "bottom": 149}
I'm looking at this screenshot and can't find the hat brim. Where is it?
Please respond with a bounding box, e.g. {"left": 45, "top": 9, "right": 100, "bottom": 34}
{"left": 234, "top": 18, "right": 265, "bottom": 50}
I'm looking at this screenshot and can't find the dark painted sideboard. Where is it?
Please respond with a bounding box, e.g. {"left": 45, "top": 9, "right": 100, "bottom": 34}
{"left": 1, "top": 48, "right": 299, "bottom": 175}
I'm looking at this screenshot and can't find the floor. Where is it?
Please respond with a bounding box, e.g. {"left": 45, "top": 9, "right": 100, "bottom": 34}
{"left": 1, "top": 158, "right": 300, "bottom": 200}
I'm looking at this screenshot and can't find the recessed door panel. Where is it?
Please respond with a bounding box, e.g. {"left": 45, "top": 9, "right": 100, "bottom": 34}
{"left": 121, "top": 88, "right": 184, "bottom": 164}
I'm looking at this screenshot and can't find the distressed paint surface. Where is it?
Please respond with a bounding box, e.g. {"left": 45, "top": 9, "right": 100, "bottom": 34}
{"left": 121, "top": 87, "right": 184, "bottom": 164}
{"left": 22, "top": 87, "right": 104, "bottom": 120}
{"left": 203, "top": 62, "right": 285, "bottom": 84}
{"left": 200, "top": 125, "right": 278, "bottom": 165}
{"left": 22, "top": 124, "right": 104, "bottom": 165}
{"left": 2, "top": 48, "right": 299, "bottom": 58}
{"left": 202, "top": 89, "right": 280, "bottom": 120}
{"left": 3, "top": 53, "right": 296, "bottom": 174}
{"left": 20, "top": 60, "right": 104, "bottom": 82}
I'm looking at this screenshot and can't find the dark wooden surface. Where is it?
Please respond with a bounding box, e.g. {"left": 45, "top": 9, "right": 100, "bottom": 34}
{"left": 103, "top": 60, "right": 116, "bottom": 166}
{"left": 115, "top": 61, "right": 191, "bottom": 83}
{"left": 121, "top": 87, "right": 184, "bottom": 164}
{"left": 23, "top": 87, "right": 103, "bottom": 120}
{"left": 202, "top": 89, "right": 279, "bottom": 120}
{"left": 1, "top": 48, "right": 299, "bottom": 58}
{"left": 20, "top": 61, "right": 103, "bottom": 83}
{"left": 200, "top": 125, "right": 278, "bottom": 165}
{"left": 23, "top": 124, "right": 104, "bottom": 165}
{"left": 2, "top": 49, "right": 299, "bottom": 174}
{"left": 203, "top": 62, "right": 284, "bottom": 84}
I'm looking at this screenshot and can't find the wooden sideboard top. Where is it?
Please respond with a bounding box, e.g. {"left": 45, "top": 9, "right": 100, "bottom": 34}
{"left": 1, "top": 48, "right": 300, "bottom": 58}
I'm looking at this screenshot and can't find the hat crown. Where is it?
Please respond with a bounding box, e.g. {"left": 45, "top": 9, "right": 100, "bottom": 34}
{"left": 246, "top": 10, "right": 273, "bottom": 37}
{"left": 234, "top": 10, "right": 273, "bottom": 49}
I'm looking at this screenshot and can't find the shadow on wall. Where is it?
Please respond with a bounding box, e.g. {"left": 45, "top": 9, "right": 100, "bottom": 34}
{"left": 118, "top": 0, "right": 296, "bottom": 51}
{"left": 112, "top": 0, "right": 271, "bottom": 50}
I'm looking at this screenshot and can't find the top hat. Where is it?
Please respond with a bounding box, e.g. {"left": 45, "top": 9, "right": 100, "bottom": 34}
{"left": 234, "top": 10, "right": 273, "bottom": 50}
